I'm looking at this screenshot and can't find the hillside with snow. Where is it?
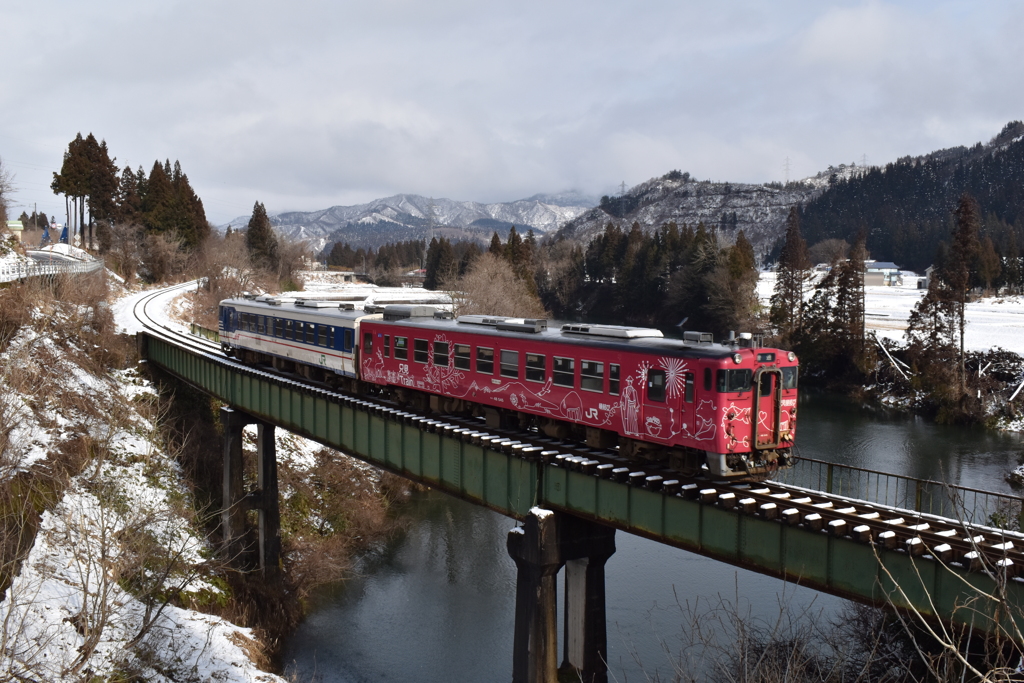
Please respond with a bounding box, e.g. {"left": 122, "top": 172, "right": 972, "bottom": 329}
{"left": 553, "top": 165, "right": 869, "bottom": 258}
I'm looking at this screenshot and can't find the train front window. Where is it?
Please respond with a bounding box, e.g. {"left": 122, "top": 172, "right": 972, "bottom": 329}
{"left": 525, "top": 353, "right": 545, "bottom": 382}
{"left": 553, "top": 357, "right": 574, "bottom": 387}
{"left": 476, "top": 347, "right": 494, "bottom": 374}
{"left": 609, "top": 364, "right": 620, "bottom": 395}
{"left": 716, "top": 369, "right": 753, "bottom": 393}
{"left": 434, "top": 341, "right": 449, "bottom": 367}
{"left": 684, "top": 372, "right": 695, "bottom": 403}
{"left": 414, "top": 339, "right": 428, "bottom": 363}
{"left": 758, "top": 372, "right": 774, "bottom": 396}
{"left": 363, "top": 332, "right": 372, "bottom": 354}
{"left": 782, "top": 366, "right": 798, "bottom": 390}
{"left": 647, "top": 369, "right": 666, "bottom": 402}
{"left": 454, "top": 344, "right": 471, "bottom": 370}
{"left": 581, "top": 361, "right": 604, "bottom": 392}
{"left": 500, "top": 350, "right": 519, "bottom": 378}
{"left": 394, "top": 336, "right": 408, "bottom": 360}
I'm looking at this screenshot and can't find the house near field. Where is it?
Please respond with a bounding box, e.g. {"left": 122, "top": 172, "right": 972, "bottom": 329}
{"left": 864, "top": 260, "right": 902, "bottom": 286}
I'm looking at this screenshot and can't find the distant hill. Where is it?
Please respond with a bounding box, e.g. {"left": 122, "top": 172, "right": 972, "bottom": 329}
{"left": 799, "top": 121, "right": 1024, "bottom": 271}
{"left": 553, "top": 121, "right": 1024, "bottom": 272}
{"left": 221, "top": 191, "right": 597, "bottom": 253}
{"left": 552, "top": 167, "right": 867, "bottom": 258}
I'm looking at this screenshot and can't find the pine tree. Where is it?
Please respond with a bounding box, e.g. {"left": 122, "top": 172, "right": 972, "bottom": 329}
{"left": 489, "top": 232, "right": 503, "bottom": 256}
{"left": 245, "top": 201, "right": 280, "bottom": 273}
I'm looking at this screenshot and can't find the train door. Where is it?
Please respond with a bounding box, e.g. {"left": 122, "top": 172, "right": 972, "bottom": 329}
{"left": 642, "top": 368, "right": 671, "bottom": 440}
{"left": 680, "top": 371, "right": 695, "bottom": 437}
{"left": 753, "top": 368, "right": 782, "bottom": 448}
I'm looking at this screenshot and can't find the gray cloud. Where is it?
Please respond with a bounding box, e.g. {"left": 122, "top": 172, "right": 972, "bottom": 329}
{"left": 2, "top": 0, "right": 1022, "bottom": 224}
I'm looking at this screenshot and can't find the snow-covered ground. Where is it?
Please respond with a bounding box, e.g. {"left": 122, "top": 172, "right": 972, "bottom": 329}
{"left": 757, "top": 272, "right": 1024, "bottom": 355}
{"left": 0, "top": 282, "right": 288, "bottom": 682}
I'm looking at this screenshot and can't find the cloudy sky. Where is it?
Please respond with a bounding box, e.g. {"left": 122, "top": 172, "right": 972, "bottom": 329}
{"left": 2, "top": 0, "right": 1022, "bottom": 225}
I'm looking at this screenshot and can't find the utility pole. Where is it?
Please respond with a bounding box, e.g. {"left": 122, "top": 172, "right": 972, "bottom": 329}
{"left": 619, "top": 181, "right": 626, "bottom": 196}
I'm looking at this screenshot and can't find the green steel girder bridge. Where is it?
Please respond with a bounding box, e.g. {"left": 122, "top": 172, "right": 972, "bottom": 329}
{"left": 135, "top": 283, "right": 1024, "bottom": 683}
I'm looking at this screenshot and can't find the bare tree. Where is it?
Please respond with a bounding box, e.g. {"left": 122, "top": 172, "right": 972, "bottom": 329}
{"left": 0, "top": 156, "right": 13, "bottom": 226}
{"left": 443, "top": 252, "right": 547, "bottom": 318}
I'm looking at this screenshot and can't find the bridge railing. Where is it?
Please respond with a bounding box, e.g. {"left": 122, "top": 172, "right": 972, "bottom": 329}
{"left": 0, "top": 257, "right": 104, "bottom": 283}
{"left": 190, "top": 323, "right": 220, "bottom": 343}
{"left": 777, "top": 455, "right": 1024, "bottom": 530}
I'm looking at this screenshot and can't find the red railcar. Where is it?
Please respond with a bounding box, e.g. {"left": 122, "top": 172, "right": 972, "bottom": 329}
{"left": 359, "top": 306, "right": 798, "bottom": 480}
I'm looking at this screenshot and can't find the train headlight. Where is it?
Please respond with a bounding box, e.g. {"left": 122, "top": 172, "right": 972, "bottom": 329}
{"left": 787, "top": 352, "right": 797, "bottom": 362}
{"left": 732, "top": 353, "right": 742, "bottom": 364}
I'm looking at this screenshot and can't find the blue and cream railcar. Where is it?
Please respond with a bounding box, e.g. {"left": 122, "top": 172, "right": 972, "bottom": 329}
{"left": 218, "top": 296, "right": 381, "bottom": 387}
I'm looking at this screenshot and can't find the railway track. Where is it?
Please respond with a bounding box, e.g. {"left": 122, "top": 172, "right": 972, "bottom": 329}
{"left": 132, "top": 284, "right": 1024, "bottom": 579}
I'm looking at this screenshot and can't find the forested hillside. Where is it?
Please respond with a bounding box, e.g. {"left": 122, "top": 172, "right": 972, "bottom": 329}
{"left": 800, "top": 121, "right": 1024, "bottom": 272}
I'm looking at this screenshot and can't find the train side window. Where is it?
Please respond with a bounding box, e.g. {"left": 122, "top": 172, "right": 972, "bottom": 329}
{"left": 394, "top": 336, "right": 408, "bottom": 360}
{"left": 553, "top": 357, "right": 574, "bottom": 387}
{"left": 525, "top": 353, "right": 545, "bottom": 382}
{"left": 285, "top": 320, "right": 293, "bottom": 340}
{"left": 609, "top": 364, "right": 620, "bottom": 395}
{"left": 704, "top": 367, "right": 712, "bottom": 391}
{"left": 782, "top": 366, "right": 798, "bottom": 390}
{"left": 581, "top": 360, "right": 603, "bottom": 392}
{"left": 500, "top": 350, "right": 519, "bottom": 378}
{"left": 414, "top": 339, "right": 428, "bottom": 363}
{"left": 306, "top": 323, "right": 316, "bottom": 344}
{"left": 647, "top": 369, "right": 666, "bottom": 402}
{"left": 363, "top": 332, "right": 373, "bottom": 354}
{"left": 716, "top": 368, "right": 753, "bottom": 393}
{"left": 434, "top": 341, "right": 449, "bottom": 367}
{"left": 274, "top": 318, "right": 283, "bottom": 337}
{"left": 343, "top": 328, "right": 354, "bottom": 351}
{"left": 318, "top": 325, "right": 329, "bottom": 346}
{"left": 384, "top": 335, "right": 391, "bottom": 358}
{"left": 454, "top": 344, "right": 471, "bottom": 369}
{"left": 258, "top": 316, "right": 266, "bottom": 335}
{"left": 684, "top": 372, "right": 695, "bottom": 403}
{"left": 476, "top": 347, "right": 494, "bottom": 374}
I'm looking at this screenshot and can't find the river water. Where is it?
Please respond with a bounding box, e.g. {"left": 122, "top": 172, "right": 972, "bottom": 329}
{"left": 282, "top": 392, "right": 1024, "bottom": 682}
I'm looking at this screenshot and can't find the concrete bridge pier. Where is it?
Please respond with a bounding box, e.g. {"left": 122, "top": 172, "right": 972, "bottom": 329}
{"left": 219, "top": 407, "right": 281, "bottom": 576}
{"left": 507, "top": 508, "right": 616, "bottom": 683}
{"left": 561, "top": 516, "right": 616, "bottom": 683}
{"left": 252, "top": 422, "right": 281, "bottom": 577}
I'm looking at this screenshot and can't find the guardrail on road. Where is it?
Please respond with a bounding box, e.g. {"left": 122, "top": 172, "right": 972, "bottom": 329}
{"left": 0, "top": 257, "right": 104, "bottom": 283}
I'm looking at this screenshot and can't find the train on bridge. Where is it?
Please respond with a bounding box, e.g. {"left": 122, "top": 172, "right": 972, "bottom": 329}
{"left": 218, "top": 296, "right": 798, "bottom": 480}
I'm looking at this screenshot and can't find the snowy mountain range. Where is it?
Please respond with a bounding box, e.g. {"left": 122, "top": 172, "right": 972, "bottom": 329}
{"left": 221, "top": 191, "right": 598, "bottom": 253}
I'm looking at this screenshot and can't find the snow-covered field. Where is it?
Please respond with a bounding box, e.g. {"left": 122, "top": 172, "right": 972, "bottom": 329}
{"left": 757, "top": 272, "right": 1024, "bottom": 355}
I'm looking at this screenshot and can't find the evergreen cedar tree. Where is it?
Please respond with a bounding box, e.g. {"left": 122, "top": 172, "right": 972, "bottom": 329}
{"left": 51, "top": 132, "right": 209, "bottom": 251}
{"left": 770, "top": 208, "right": 811, "bottom": 349}
{"left": 245, "top": 201, "right": 280, "bottom": 273}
